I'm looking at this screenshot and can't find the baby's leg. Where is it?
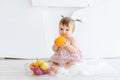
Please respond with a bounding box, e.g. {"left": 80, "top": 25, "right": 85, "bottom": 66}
{"left": 65, "top": 61, "right": 75, "bottom": 69}
{"left": 50, "top": 62, "right": 59, "bottom": 73}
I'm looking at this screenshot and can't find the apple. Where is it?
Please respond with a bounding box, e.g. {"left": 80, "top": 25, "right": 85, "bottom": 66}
{"left": 43, "top": 68, "right": 51, "bottom": 74}
{"left": 32, "top": 67, "right": 43, "bottom": 75}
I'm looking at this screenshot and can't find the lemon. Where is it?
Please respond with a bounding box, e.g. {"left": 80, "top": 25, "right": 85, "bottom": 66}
{"left": 41, "top": 62, "right": 48, "bottom": 66}
{"left": 35, "top": 60, "right": 42, "bottom": 67}
{"left": 40, "top": 62, "right": 49, "bottom": 70}
{"left": 41, "top": 66, "right": 49, "bottom": 70}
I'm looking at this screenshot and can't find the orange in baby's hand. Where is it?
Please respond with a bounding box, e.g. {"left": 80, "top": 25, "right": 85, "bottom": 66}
{"left": 55, "top": 36, "right": 66, "bottom": 46}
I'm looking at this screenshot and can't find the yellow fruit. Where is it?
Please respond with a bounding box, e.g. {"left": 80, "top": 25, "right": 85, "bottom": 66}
{"left": 41, "top": 66, "right": 49, "bottom": 70}
{"left": 40, "top": 62, "right": 49, "bottom": 70}
{"left": 41, "top": 62, "right": 48, "bottom": 67}
{"left": 35, "top": 60, "right": 42, "bottom": 67}
{"left": 55, "top": 36, "right": 66, "bottom": 46}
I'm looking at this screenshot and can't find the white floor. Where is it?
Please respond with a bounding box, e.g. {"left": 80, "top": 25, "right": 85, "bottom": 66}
{"left": 0, "top": 58, "right": 120, "bottom": 80}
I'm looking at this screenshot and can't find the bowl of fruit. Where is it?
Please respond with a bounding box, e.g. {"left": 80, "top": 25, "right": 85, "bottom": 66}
{"left": 25, "top": 58, "right": 51, "bottom": 76}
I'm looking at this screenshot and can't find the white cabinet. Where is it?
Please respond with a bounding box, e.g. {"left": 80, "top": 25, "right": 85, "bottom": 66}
{"left": 32, "top": 0, "right": 89, "bottom": 8}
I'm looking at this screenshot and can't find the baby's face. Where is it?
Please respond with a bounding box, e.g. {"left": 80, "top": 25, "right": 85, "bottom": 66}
{"left": 59, "top": 23, "right": 73, "bottom": 38}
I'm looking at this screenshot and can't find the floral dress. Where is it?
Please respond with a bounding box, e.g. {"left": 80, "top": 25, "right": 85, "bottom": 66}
{"left": 50, "top": 36, "right": 82, "bottom": 66}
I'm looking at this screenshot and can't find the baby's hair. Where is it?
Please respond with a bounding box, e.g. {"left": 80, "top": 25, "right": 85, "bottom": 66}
{"left": 59, "top": 16, "right": 73, "bottom": 27}
{"left": 74, "top": 19, "right": 81, "bottom": 22}
{"left": 61, "top": 15, "right": 64, "bottom": 18}
{"left": 61, "top": 15, "right": 81, "bottom": 23}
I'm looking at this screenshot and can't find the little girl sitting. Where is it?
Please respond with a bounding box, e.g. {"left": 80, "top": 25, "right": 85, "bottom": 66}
{"left": 50, "top": 16, "right": 82, "bottom": 73}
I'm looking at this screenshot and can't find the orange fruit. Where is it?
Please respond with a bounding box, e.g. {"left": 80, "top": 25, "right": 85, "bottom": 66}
{"left": 29, "top": 62, "right": 36, "bottom": 70}
{"left": 55, "top": 36, "right": 66, "bottom": 46}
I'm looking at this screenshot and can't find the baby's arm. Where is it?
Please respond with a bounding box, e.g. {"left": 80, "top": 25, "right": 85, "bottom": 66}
{"left": 64, "top": 38, "right": 78, "bottom": 54}
{"left": 52, "top": 44, "right": 59, "bottom": 52}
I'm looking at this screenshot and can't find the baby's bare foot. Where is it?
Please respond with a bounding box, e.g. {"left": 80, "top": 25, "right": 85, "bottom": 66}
{"left": 65, "top": 64, "right": 71, "bottom": 68}
{"left": 50, "top": 66, "right": 58, "bottom": 74}
{"left": 65, "top": 62, "right": 74, "bottom": 69}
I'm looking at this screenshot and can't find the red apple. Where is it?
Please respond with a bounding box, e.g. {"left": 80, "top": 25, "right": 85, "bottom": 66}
{"left": 33, "top": 67, "right": 43, "bottom": 75}
{"left": 43, "top": 68, "right": 51, "bottom": 74}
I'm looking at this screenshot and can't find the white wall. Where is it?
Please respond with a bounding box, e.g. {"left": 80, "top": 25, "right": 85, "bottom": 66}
{"left": 0, "top": 0, "right": 119, "bottom": 59}
{"left": 72, "top": 0, "right": 120, "bottom": 58}
{"left": 0, "top": 0, "right": 44, "bottom": 58}
{"left": 0, "top": 0, "right": 79, "bottom": 58}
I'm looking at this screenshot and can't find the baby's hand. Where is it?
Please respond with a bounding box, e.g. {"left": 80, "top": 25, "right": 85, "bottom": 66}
{"left": 62, "top": 40, "right": 69, "bottom": 48}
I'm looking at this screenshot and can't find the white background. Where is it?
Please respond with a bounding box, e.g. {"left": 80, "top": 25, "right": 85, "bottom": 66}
{"left": 0, "top": 0, "right": 119, "bottom": 59}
